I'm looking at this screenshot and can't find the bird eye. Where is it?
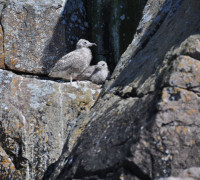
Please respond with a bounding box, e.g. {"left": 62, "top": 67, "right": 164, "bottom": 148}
{"left": 84, "top": 41, "right": 87, "bottom": 44}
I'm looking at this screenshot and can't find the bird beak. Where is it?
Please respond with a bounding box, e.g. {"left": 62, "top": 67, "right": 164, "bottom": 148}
{"left": 91, "top": 43, "right": 97, "bottom": 46}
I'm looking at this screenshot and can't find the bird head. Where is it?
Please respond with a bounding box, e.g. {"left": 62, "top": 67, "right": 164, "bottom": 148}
{"left": 96, "top": 61, "right": 108, "bottom": 70}
{"left": 76, "top": 39, "right": 97, "bottom": 49}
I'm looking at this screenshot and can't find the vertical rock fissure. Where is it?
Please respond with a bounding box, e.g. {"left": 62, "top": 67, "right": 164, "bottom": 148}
{"left": 0, "top": 14, "right": 5, "bottom": 69}
{"left": 0, "top": 1, "right": 9, "bottom": 69}
{"left": 85, "top": 0, "right": 148, "bottom": 73}
{"left": 58, "top": 84, "right": 64, "bottom": 147}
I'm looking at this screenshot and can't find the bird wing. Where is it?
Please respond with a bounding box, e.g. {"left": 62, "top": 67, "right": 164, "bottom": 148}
{"left": 77, "top": 66, "right": 96, "bottom": 80}
{"left": 83, "top": 66, "right": 96, "bottom": 75}
{"left": 51, "top": 50, "right": 85, "bottom": 72}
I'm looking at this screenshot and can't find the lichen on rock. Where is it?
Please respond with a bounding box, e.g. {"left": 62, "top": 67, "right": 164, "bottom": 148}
{"left": 45, "top": 0, "right": 200, "bottom": 179}
{"left": 0, "top": 69, "right": 101, "bottom": 179}
{"left": 1, "top": 0, "right": 200, "bottom": 179}
{"left": 1, "top": 0, "right": 67, "bottom": 74}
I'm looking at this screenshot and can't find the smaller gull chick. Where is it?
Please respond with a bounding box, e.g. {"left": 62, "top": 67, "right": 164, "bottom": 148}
{"left": 49, "top": 39, "right": 97, "bottom": 83}
{"left": 78, "top": 61, "right": 109, "bottom": 84}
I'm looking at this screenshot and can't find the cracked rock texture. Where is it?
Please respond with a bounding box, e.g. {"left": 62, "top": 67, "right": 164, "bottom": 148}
{"left": 0, "top": 0, "right": 90, "bottom": 75}
{"left": 43, "top": 0, "right": 200, "bottom": 179}
{"left": 165, "top": 167, "right": 200, "bottom": 180}
{"left": 0, "top": 69, "right": 100, "bottom": 180}
{"left": 0, "top": 0, "right": 6, "bottom": 69}
{"left": 1, "top": 0, "right": 67, "bottom": 74}
{"left": 0, "top": 23, "right": 4, "bottom": 69}
{"left": 0, "top": 0, "right": 200, "bottom": 180}
{"left": 0, "top": 2, "right": 97, "bottom": 178}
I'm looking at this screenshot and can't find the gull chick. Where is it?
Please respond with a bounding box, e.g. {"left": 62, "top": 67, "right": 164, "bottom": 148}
{"left": 78, "top": 61, "right": 109, "bottom": 84}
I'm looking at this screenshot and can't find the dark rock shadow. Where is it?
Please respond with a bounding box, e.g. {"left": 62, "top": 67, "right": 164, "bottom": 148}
{"left": 40, "top": 16, "right": 66, "bottom": 75}
{"left": 85, "top": 0, "right": 147, "bottom": 73}
{"left": 40, "top": 0, "right": 89, "bottom": 75}
{"left": 110, "top": 0, "right": 200, "bottom": 92}
{"left": 43, "top": 0, "right": 200, "bottom": 179}
{"left": 40, "top": 0, "right": 147, "bottom": 76}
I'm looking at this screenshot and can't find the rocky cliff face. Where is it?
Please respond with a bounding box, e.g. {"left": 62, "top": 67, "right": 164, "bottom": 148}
{"left": 0, "top": 0, "right": 200, "bottom": 180}
{"left": 0, "top": 0, "right": 101, "bottom": 179}
{"left": 0, "top": 69, "right": 101, "bottom": 180}
{"left": 1, "top": 0, "right": 68, "bottom": 74}
{"left": 44, "top": 0, "right": 200, "bottom": 179}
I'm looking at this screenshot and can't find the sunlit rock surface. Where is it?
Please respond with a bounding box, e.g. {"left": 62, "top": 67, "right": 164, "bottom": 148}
{"left": 1, "top": 0, "right": 200, "bottom": 179}
{"left": 44, "top": 0, "right": 200, "bottom": 179}
{"left": 0, "top": 0, "right": 147, "bottom": 74}
{"left": 0, "top": 69, "right": 100, "bottom": 179}
{"left": 165, "top": 167, "right": 200, "bottom": 180}
{"left": 0, "top": 0, "right": 92, "bottom": 75}
{"left": 1, "top": 0, "right": 67, "bottom": 74}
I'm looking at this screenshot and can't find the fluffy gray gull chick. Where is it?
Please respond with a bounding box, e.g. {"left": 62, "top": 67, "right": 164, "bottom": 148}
{"left": 78, "top": 61, "right": 109, "bottom": 84}
{"left": 49, "top": 39, "right": 97, "bottom": 83}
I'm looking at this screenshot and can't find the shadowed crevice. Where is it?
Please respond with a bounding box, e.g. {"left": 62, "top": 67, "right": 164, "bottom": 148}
{"left": 40, "top": 0, "right": 89, "bottom": 75}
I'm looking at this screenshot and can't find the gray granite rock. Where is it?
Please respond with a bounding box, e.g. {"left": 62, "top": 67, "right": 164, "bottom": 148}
{"left": 165, "top": 167, "right": 200, "bottom": 180}
{"left": 1, "top": 0, "right": 67, "bottom": 74}
{"left": 0, "top": 0, "right": 90, "bottom": 75}
{"left": 1, "top": 0, "right": 200, "bottom": 179}
{"left": 45, "top": 0, "right": 200, "bottom": 179}
{"left": 0, "top": 69, "right": 100, "bottom": 179}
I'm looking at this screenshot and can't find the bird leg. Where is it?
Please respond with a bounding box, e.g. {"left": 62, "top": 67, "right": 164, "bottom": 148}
{"left": 70, "top": 75, "right": 72, "bottom": 85}
{"left": 76, "top": 80, "right": 80, "bottom": 86}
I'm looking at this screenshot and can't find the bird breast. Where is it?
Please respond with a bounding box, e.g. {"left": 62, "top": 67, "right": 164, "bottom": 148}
{"left": 79, "top": 47, "right": 92, "bottom": 66}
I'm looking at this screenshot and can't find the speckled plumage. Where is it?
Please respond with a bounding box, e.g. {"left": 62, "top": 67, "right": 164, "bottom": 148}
{"left": 49, "top": 39, "right": 96, "bottom": 82}
{"left": 78, "top": 61, "right": 109, "bottom": 84}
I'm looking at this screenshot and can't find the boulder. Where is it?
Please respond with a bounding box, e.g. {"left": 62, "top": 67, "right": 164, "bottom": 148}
{"left": 1, "top": 0, "right": 200, "bottom": 179}
{"left": 45, "top": 0, "right": 200, "bottom": 179}
{"left": 1, "top": 0, "right": 67, "bottom": 74}
{"left": 1, "top": 0, "right": 89, "bottom": 75}
{"left": 165, "top": 167, "right": 200, "bottom": 180}
{"left": 0, "top": 69, "right": 101, "bottom": 179}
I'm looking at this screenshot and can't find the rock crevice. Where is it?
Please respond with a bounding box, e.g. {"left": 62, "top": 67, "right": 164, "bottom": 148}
{"left": 47, "top": 0, "right": 200, "bottom": 179}
{"left": 1, "top": 0, "right": 200, "bottom": 179}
